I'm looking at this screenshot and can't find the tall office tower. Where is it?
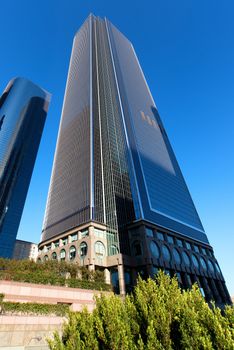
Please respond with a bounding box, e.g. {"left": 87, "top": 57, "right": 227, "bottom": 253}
{"left": 39, "top": 15, "right": 230, "bottom": 304}
{"left": 0, "top": 78, "right": 50, "bottom": 258}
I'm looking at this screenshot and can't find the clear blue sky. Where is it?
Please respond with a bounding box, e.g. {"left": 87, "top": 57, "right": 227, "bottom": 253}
{"left": 1, "top": 0, "right": 233, "bottom": 295}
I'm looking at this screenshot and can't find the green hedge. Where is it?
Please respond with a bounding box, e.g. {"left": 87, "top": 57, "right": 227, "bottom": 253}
{"left": 0, "top": 271, "right": 66, "bottom": 286}
{"left": 67, "top": 279, "right": 111, "bottom": 291}
{"left": 0, "top": 272, "right": 111, "bottom": 291}
{"left": 2, "top": 301, "right": 69, "bottom": 316}
{"left": 0, "top": 258, "right": 112, "bottom": 291}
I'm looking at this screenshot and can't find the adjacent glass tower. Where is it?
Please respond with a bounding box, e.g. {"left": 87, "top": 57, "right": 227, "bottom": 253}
{"left": 0, "top": 78, "right": 50, "bottom": 258}
{"left": 39, "top": 15, "right": 231, "bottom": 304}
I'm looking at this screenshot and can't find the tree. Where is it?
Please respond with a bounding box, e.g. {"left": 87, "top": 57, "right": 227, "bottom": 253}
{"left": 48, "top": 272, "right": 234, "bottom": 350}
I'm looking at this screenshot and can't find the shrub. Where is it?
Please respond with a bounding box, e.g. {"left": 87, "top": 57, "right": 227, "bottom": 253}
{"left": 3, "top": 301, "right": 69, "bottom": 316}
{"left": 0, "top": 258, "right": 109, "bottom": 291}
{"left": 66, "top": 278, "right": 111, "bottom": 291}
{"left": 48, "top": 271, "right": 234, "bottom": 350}
{"left": 0, "top": 293, "right": 4, "bottom": 314}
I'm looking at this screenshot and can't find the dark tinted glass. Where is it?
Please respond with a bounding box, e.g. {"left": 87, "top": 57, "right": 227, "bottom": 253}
{"left": 200, "top": 256, "right": 207, "bottom": 270}
{"left": 0, "top": 78, "right": 50, "bottom": 258}
{"left": 162, "top": 244, "right": 171, "bottom": 262}
{"left": 167, "top": 235, "right": 174, "bottom": 244}
{"left": 176, "top": 239, "right": 183, "bottom": 248}
{"left": 173, "top": 248, "right": 181, "bottom": 264}
{"left": 150, "top": 241, "right": 160, "bottom": 259}
{"left": 157, "top": 232, "right": 164, "bottom": 241}
{"left": 146, "top": 227, "right": 154, "bottom": 237}
{"left": 182, "top": 251, "right": 190, "bottom": 266}
{"left": 192, "top": 254, "right": 199, "bottom": 268}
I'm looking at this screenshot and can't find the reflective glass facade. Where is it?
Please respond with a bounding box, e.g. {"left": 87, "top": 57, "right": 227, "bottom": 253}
{"left": 40, "top": 15, "right": 230, "bottom": 304}
{"left": 42, "top": 15, "right": 208, "bottom": 244}
{"left": 42, "top": 15, "right": 210, "bottom": 248}
{"left": 0, "top": 78, "right": 50, "bottom": 258}
{"left": 42, "top": 16, "right": 135, "bottom": 255}
{"left": 107, "top": 21, "right": 208, "bottom": 243}
{"left": 42, "top": 18, "right": 92, "bottom": 240}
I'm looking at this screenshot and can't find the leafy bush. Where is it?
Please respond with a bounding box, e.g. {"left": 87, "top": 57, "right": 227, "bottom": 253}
{"left": 0, "top": 293, "right": 4, "bottom": 302}
{"left": 0, "top": 258, "right": 110, "bottom": 291}
{"left": 0, "top": 293, "right": 4, "bottom": 314}
{"left": 0, "top": 270, "right": 66, "bottom": 286}
{"left": 3, "top": 301, "right": 69, "bottom": 316}
{"left": 67, "top": 278, "right": 111, "bottom": 291}
{"left": 48, "top": 271, "right": 234, "bottom": 350}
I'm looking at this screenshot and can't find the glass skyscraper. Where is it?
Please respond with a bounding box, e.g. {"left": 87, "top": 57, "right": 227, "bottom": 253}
{"left": 0, "top": 77, "right": 50, "bottom": 258}
{"left": 39, "top": 15, "right": 231, "bottom": 304}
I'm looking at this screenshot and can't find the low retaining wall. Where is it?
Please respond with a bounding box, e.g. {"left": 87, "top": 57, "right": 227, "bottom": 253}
{"left": 0, "top": 280, "right": 111, "bottom": 349}
{"left": 0, "top": 315, "right": 63, "bottom": 349}
{"left": 0, "top": 280, "right": 110, "bottom": 312}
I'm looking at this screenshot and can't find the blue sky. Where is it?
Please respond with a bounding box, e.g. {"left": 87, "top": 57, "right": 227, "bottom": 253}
{"left": 1, "top": 0, "right": 233, "bottom": 295}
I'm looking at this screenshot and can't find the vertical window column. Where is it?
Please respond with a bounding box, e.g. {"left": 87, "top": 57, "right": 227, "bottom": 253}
{"left": 207, "top": 278, "right": 222, "bottom": 303}
{"left": 199, "top": 276, "right": 213, "bottom": 301}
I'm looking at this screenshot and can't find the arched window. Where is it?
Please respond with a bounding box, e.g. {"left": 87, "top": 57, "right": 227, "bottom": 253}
{"left": 95, "top": 241, "right": 105, "bottom": 259}
{"left": 200, "top": 256, "right": 207, "bottom": 270}
{"left": 52, "top": 252, "right": 57, "bottom": 260}
{"left": 161, "top": 244, "right": 171, "bottom": 262}
{"left": 69, "top": 246, "right": 76, "bottom": 260}
{"left": 44, "top": 255, "right": 48, "bottom": 261}
{"left": 215, "top": 262, "right": 221, "bottom": 274}
{"left": 192, "top": 254, "right": 199, "bottom": 269}
{"left": 172, "top": 248, "right": 181, "bottom": 264}
{"left": 80, "top": 242, "right": 88, "bottom": 258}
{"left": 150, "top": 241, "right": 160, "bottom": 259}
{"left": 208, "top": 260, "right": 215, "bottom": 273}
{"left": 37, "top": 257, "right": 41, "bottom": 263}
{"left": 182, "top": 251, "right": 190, "bottom": 266}
{"left": 60, "top": 249, "right": 66, "bottom": 261}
